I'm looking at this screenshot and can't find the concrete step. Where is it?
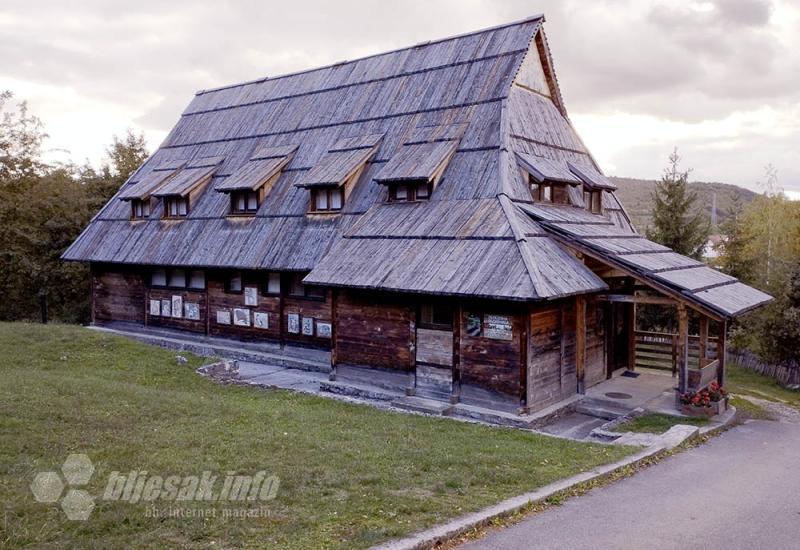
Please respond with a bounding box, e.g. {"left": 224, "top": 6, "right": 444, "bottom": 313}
{"left": 576, "top": 398, "right": 633, "bottom": 420}
{"left": 319, "top": 380, "right": 403, "bottom": 402}
{"left": 391, "top": 396, "right": 454, "bottom": 415}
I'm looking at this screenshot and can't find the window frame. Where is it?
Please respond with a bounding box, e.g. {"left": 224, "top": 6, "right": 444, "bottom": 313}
{"left": 149, "top": 268, "right": 191, "bottom": 290}
{"left": 261, "top": 272, "right": 282, "bottom": 296}
{"left": 188, "top": 269, "right": 206, "bottom": 290}
{"left": 388, "top": 181, "right": 432, "bottom": 203}
{"left": 230, "top": 190, "right": 260, "bottom": 215}
{"left": 164, "top": 196, "right": 190, "bottom": 218}
{"left": 288, "top": 272, "right": 326, "bottom": 301}
{"left": 225, "top": 271, "right": 243, "bottom": 294}
{"left": 131, "top": 198, "right": 151, "bottom": 220}
{"left": 418, "top": 303, "right": 454, "bottom": 331}
{"left": 309, "top": 187, "right": 344, "bottom": 213}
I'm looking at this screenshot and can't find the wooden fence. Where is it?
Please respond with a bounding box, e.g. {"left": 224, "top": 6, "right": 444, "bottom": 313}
{"left": 729, "top": 348, "right": 800, "bottom": 388}
{"left": 634, "top": 330, "right": 719, "bottom": 374}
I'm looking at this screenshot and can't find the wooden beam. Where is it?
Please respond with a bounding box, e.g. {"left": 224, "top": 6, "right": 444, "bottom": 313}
{"left": 698, "top": 315, "right": 709, "bottom": 367}
{"left": 598, "top": 294, "right": 675, "bottom": 306}
{"left": 627, "top": 302, "right": 636, "bottom": 371}
{"left": 453, "top": 303, "right": 462, "bottom": 404}
{"left": 330, "top": 288, "right": 338, "bottom": 381}
{"left": 718, "top": 320, "right": 727, "bottom": 386}
{"left": 576, "top": 295, "right": 586, "bottom": 393}
{"left": 677, "top": 303, "right": 689, "bottom": 394}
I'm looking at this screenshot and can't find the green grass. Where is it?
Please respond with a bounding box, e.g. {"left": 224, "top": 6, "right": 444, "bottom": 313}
{"left": 0, "top": 323, "right": 634, "bottom": 549}
{"left": 726, "top": 362, "right": 800, "bottom": 409}
{"left": 729, "top": 396, "right": 772, "bottom": 420}
{"left": 611, "top": 413, "right": 709, "bottom": 434}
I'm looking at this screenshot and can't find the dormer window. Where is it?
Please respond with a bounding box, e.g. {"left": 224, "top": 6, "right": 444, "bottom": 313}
{"left": 231, "top": 190, "right": 259, "bottom": 214}
{"left": 516, "top": 153, "right": 582, "bottom": 207}
{"left": 311, "top": 187, "right": 343, "bottom": 212}
{"left": 164, "top": 196, "right": 189, "bottom": 218}
{"left": 217, "top": 144, "right": 297, "bottom": 215}
{"left": 530, "top": 180, "right": 553, "bottom": 203}
{"left": 131, "top": 199, "right": 151, "bottom": 219}
{"left": 375, "top": 123, "right": 464, "bottom": 203}
{"left": 389, "top": 181, "right": 432, "bottom": 202}
{"left": 584, "top": 189, "right": 603, "bottom": 214}
{"left": 297, "top": 133, "right": 383, "bottom": 215}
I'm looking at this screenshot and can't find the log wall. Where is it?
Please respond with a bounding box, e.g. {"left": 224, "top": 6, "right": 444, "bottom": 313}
{"left": 91, "top": 264, "right": 146, "bottom": 323}
{"left": 584, "top": 296, "right": 607, "bottom": 387}
{"left": 334, "top": 290, "right": 415, "bottom": 371}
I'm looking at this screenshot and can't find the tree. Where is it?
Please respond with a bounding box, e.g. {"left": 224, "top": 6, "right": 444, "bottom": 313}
{"left": 646, "top": 148, "right": 710, "bottom": 260}
{"left": 717, "top": 193, "right": 754, "bottom": 282}
{"left": 106, "top": 129, "right": 148, "bottom": 182}
{"left": 0, "top": 90, "right": 47, "bottom": 181}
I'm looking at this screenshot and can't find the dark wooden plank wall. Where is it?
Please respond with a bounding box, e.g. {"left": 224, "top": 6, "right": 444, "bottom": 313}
{"left": 283, "top": 294, "right": 333, "bottom": 347}
{"left": 207, "top": 273, "right": 282, "bottom": 342}
{"left": 458, "top": 305, "right": 524, "bottom": 399}
{"left": 147, "top": 287, "right": 207, "bottom": 333}
{"left": 334, "top": 290, "right": 415, "bottom": 371}
{"left": 584, "top": 296, "right": 606, "bottom": 387}
{"left": 527, "top": 302, "right": 564, "bottom": 411}
{"left": 91, "top": 264, "right": 146, "bottom": 323}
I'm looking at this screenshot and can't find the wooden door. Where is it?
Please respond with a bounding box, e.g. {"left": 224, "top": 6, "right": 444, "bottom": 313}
{"left": 414, "top": 304, "right": 454, "bottom": 400}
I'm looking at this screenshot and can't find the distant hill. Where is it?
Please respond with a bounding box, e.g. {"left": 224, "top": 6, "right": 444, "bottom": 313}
{"left": 610, "top": 176, "right": 758, "bottom": 233}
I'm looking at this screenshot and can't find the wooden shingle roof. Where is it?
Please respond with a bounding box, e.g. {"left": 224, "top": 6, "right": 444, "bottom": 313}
{"left": 63, "top": 14, "right": 770, "bottom": 313}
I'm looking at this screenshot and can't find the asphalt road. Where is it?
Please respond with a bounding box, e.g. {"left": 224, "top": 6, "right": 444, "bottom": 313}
{"left": 462, "top": 418, "right": 800, "bottom": 550}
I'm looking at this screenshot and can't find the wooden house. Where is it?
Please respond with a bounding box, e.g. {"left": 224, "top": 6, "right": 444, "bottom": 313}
{"left": 64, "top": 15, "right": 772, "bottom": 413}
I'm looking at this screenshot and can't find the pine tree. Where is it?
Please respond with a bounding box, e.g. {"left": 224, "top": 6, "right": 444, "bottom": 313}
{"left": 646, "top": 148, "right": 710, "bottom": 260}
{"left": 717, "top": 193, "right": 754, "bottom": 282}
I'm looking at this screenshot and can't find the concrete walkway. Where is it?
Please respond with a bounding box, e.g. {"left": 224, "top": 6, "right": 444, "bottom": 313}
{"left": 461, "top": 413, "right": 800, "bottom": 550}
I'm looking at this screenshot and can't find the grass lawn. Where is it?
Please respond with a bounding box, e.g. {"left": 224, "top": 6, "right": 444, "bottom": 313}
{"left": 611, "top": 413, "right": 709, "bottom": 434}
{"left": 726, "top": 362, "right": 800, "bottom": 409}
{"left": 728, "top": 396, "right": 772, "bottom": 420}
{"left": 0, "top": 323, "right": 634, "bottom": 549}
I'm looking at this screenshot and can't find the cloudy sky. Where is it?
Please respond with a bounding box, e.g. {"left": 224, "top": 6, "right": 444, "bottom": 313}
{"left": 1, "top": 0, "right": 798, "bottom": 196}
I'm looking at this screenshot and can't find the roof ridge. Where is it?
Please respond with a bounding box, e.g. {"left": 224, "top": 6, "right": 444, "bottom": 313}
{"left": 195, "top": 14, "right": 545, "bottom": 96}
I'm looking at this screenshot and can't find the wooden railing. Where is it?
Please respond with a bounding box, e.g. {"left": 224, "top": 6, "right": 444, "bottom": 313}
{"left": 634, "top": 330, "right": 718, "bottom": 375}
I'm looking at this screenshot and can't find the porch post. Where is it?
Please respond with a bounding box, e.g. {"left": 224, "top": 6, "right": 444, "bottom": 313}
{"left": 627, "top": 302, "right": 636, "bottom": 371}
{"left": 717, "top": 320, "right": 727, "bottom": 386}
{"left": 677, "top": 303, "right": 689, "bottom": 395}
{"left": 699, "top": 315, "right": 709, "bottom": 367}
{"left": 576, "top": 295, "right": 586, "bottom": 394}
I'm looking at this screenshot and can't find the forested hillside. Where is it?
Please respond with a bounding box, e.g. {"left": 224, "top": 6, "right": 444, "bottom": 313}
{"left": 611, "top": 176, "right": 758, "bottom": 232}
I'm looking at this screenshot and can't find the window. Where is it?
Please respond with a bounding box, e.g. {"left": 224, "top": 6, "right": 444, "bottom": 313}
{"left": 591, "top": 190, "right": 603, "bottom": 214}
{"left": 288, "top": 272, "right": 325, "bottom": 300}
{"left": 231, "top": 190, "right": 259, "bottom": 214}
{"left": 389, "top": 182, "right": 431, "bottom": 202}
{"left": 419, "top": 304, "right": 453, "bottom": 331}
{"left": 165, "top": 196, "right": 189, "bottom": 218}
{"left": 530, "top": 178, "right": 553, "bottom": 203}
{"left": 226, "top": 272, "right": 242, "bottom": 293}
{"left": 151, "top": 268, "right": 167, "bottom": 287}
{"left": 168, "top": 269, "right": 186, "bottom": 288}
{"left": 263, "top": 272, "right": 281, "bottom": 295}
{"left": 131, "top": 199, "right": 151, "bottom": 219}
{"left": 150, "top": 268, "right": 190, "bottom": 289}
{"left": 310, "top": 187, "right": 343, "bottom": 212}
{"left": 188, "top": 270, "right": 206, "bottom": 289}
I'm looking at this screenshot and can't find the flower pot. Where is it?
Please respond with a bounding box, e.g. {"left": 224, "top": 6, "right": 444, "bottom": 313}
{"left": 679, "top": 398, "right": 727, "bottom": 417}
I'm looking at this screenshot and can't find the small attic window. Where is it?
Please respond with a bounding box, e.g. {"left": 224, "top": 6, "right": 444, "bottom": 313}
{"left": 131, "top": 199, "right": 151, "bottom": 219}
{"left": 310, "top": 187, "right": 343, "bottom": 212}
{"left": 231, "top": 190, "right": 259, "bottom": 214}
{"left": 516, "top": 153, "right": 581, "bottom": 206}
{"left": 389, "top": 181, "right": 431, "bottom": 202}
{"left": 584, "top": 189, "right": 603, "bottom": 214}
{"left": 164, "top": 196, "right": 189, "bottom": 218}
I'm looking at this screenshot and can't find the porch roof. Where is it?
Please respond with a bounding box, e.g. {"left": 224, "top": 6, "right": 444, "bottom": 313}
{"left": 518, "top": 203, "right": 773, "bottom": 319}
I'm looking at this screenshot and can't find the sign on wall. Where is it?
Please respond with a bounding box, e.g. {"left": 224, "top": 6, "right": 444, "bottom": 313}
{"left": 184, "top": 302, "right": 200, "bottom": 320}
{"left": 149, "top": 300, "right": 161, "bottom": 317}
{"left": 287, "top": 313, "right": 300, "bottom": 334}
{"left": 244, "top": 286, "right": 258, "bottom": 307}
{"left": 484, "top": 314, "right": 513, "bottom": 341}
{"left": 302, "top": 317, "right": 314, "bottom": 336}
{"left": 466, "top": 313, "right": 481, "bottom": 337}
{"left": 233, "top": 308, "right": 250, "bottom": 326}
{"left": 254, "top": 312, "right": 269, "bottom": 329}
{"left": 172, "top": 295, "right": 183, "bottom": 318}
{"left": 161, "top": 299, "right": 171, "bottom": 317}
{"left": 216, "top": 309, "right": 231, "bottom": 325}
{"left": 316, "top": 321, "right": 332, "bottom": 339}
